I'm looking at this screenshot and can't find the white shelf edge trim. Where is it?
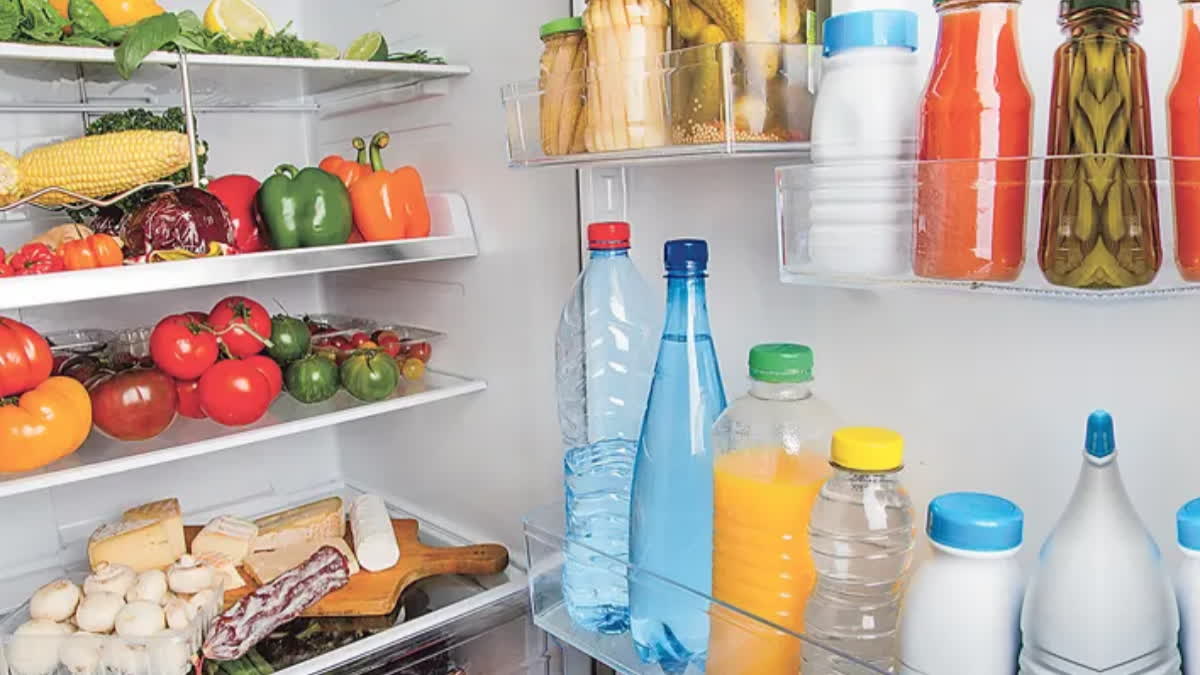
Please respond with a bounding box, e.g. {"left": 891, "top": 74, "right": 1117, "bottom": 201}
{"left": 0, "top": 192, "right": 478, "bottom": 311}
{"left": 0, "top": 371, "right": 487, "bottom": 500}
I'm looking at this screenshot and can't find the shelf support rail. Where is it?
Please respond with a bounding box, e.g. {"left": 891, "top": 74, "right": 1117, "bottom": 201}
{"left": 177, "top": 49, "right": 202, "bottom": 189}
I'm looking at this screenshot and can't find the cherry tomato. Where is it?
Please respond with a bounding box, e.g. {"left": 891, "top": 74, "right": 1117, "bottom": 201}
{"left": 359, "top": 341, "right": 378, "bottom": 350}
{"left": 379, "top": 341, "right": 402, "bottom": 358}
{"left": 350, "top": 332, "right": 371, "bottom": 348}
{"left": 401, "top": 357, "right": 426, "bottom": 381}
{"left": 408, "top": 342, "right": 432, "bottom": 363}
{"left": 207, "top": 296, "right": 272, "bottom": 358}
{"left": 329, "top": 336, "right": 352, "bottom": 351}
{"left": 244, "top": 355, "right": 283, "bottom": 401}
{"left": 372, "top": 330, "right": 400, "bottom": 345}
{"left": 198, "top": 359, "right": 273, "bottom": 427}
{"left": 175, "top": 379, "right": 206, "bottom": 419}
{"left": 150, "top": 315, "right": 219, "bottom": 380}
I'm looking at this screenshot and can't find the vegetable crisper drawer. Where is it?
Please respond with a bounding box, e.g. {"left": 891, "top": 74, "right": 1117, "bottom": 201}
{"left": 522, "top": 503, "right": 885, "bottom": 675}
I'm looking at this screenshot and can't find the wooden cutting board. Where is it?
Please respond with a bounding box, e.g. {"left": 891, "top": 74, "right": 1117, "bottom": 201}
{"left": 183, "top": 518, "right": 508, "bottom": 617}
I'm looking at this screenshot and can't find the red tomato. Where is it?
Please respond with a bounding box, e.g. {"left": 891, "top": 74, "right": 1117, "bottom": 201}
{"left": 0, "top": 317, "right": 54, "bottom": 397}
{"left": 408, "top": 342, "right": 432, "bottom": 363}
{"left": 89, "top": 368, "right": 178, "bottom": 441}
{"left": 175, "top": 379, "right": 206, "bottom": 419}
{"left": 350, "top": 332, "right": 371, "bottom": 348}
{"left": 379, "top": 341, "right": 401, "bottom": 358}
{"left": 329, "top": 336, "right": 351, "bottom": 351}
{"left": 150, "top": 315, "right": 219, "bottom": 380}
{"left": 243, "top": 355, "right": 283, "bottom": 401}
{"left": 198, "top": 359, "right": 273, "bottom": 426}
{"left": 207, "top": 175, "right": 268, "bottom": 253}
{"left": 208, "top": 296, "right": 272, "bottom": 358}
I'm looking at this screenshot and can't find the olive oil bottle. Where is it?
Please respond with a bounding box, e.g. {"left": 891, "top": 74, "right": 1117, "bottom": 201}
{"left": 1039, "top": 0, "right": 1161, "bottom": 289}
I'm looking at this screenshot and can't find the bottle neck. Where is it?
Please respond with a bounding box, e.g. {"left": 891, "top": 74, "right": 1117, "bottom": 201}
{"left": 935, "top": 0, "right": 1021, "bottom": 15}
{"left": 749, "top": 379, "right": 814, "bottom": 401}
{"left": 830, "top": 465, "right": 902, "bottom": 481}
{"left": 663, "top": 273, "right": 712, "bottom": 337}
{"left": 589, "top": 247, "right": 630, "bottom": 260}
{"left": 1060, "top": 6, "right": 1140, "bottom": 36}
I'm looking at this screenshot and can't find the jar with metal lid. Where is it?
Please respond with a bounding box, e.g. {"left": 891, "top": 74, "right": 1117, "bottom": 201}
{"left": 539, "top": 17, "right": 588, "bottom": 157}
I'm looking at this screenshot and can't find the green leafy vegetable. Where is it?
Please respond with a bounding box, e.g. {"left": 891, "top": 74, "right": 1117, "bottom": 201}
{"left": 386, "top": 49, "right": 446, "bottom": 65}
{"left": 113, "top": 12, "right": 177, "bottom": 79}
{"left": 67, "top": 0, "right": 109, "bottom": 37}
{"left": 0, "top": 0, "right": 21, "bottom": 41}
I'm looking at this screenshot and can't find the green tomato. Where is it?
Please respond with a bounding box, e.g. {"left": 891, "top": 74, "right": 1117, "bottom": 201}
{"left": 285, "top": 355, "right": 340, "bottom": 404}
{"left": 340, "top": 350, "right": 400, "bottom": 402}
{"left": 269, "top": 315, "right": 311, "bottom": 363}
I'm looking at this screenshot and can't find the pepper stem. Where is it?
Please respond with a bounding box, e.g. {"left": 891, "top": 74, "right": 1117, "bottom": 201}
{"left": 353, "top": 138, "right": 368, "bottom": 166}
{"left": 274, "top": 164, "right": 300, "bottom": 179}
{"left": 368, "top": 132, "right": 391, "bottom": 172}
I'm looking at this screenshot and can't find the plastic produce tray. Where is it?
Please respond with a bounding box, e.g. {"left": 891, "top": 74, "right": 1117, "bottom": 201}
{"left": 777, "top": 155, "right": 1200, "bottom": 299}
{"left": 522, "top": 503, "right": 885, "bottom": 675}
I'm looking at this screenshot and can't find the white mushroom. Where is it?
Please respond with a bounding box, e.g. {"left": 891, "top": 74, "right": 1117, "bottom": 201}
{"left": 100, "top": 639, "right": 148, "bottom": 675}
{"left": 125, "top": 570, "right": 167, "bottom": 605}
{"left": 7, "top": 620, "right": 72, "bottom": 675}
{"left": 83, "top": 563, "right": 136, "bottom": 598}
{"left": 149, "top": 630, "right": 192, "bottom": 675}
{"left": 162, "top": 595, "right": 196, "bottom": 631}
{"left": 186, "top": 588, "right": 217, "bottom": 619}
{"left": 166, "top": 556, "right": 214, "bottom": 595}
{"left": 113, "top": 601, "right": 165, "bottom": 638}
{"left": 30, "top": 579, "right": 81, "bottom": 622}
{"left": 58, "top": 631, "right": 103, "bottom": 674}
{"left": 74, "top": 592, "right": 125, "bottom": 634}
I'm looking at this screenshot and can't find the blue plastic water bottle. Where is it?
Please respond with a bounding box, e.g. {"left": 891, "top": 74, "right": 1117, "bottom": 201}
{"left": 630, "top": 239, "right": 728, "bottom": 671}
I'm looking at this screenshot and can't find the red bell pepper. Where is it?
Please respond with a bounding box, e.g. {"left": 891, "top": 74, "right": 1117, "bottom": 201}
{"left": 10, "top": 243, "right": 65, "bottom": 275}
{"left": 207, "top": 175, "right": 268, "bottom": 253}
{"left": 0, "top": 248, "right": 10, "bottom": 278}
{"left": 350, "top": 132, "right": 432, "bottom": 241}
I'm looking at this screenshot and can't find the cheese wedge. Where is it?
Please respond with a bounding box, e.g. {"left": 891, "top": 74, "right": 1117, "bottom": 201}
{"left": 88, "top": 519, "right": 178, "bottom": 572}
{"left": 253, "top": 497, "right": 344, "bottom": 552}
{"left": 191, "top": 515, "right": 258, "bottom": 565}
{"left": 244, "top": 538, "right": 360, "bottom": 585}
{"left": 193, "top": 551, "right": 247, "bottom": 591}
{"left": 122, "top": 498, "right": 186, "bottom": 561}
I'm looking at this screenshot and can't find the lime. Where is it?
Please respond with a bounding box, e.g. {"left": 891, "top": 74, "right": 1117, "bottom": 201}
{"left": 310, "top": 42, "right": 340, "bottom": 60}
{"left": 344, "top": 32, "right": 388, "bottom": 62}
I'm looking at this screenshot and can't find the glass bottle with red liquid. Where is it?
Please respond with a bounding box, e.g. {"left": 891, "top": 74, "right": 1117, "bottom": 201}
{"left": 1171, "top": 0, "right": 1200, "bottom": 282}
{"left": 914, "top": 0, "right": 1033, "bottom": 282}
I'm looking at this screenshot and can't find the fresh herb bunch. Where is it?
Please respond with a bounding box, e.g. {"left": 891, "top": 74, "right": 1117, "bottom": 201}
{"left": 387, "top": 49, "right": 446, "bottom": 65}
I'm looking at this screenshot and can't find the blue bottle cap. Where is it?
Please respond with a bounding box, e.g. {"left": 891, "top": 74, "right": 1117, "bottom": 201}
{"left": 927, "top": 492, "right": 1024, "bottom": 552}
{"left": 1085, "top": 410, "right": 1116, "bottom": 459}
{"left": 1179, "top": 499, "right": 1200, "bottom": 551}
{"left": 823, "top": 10, "right": 919, "bottom": 58}
{"left": 664, "top": 239, "right": 709, "bottom": 273}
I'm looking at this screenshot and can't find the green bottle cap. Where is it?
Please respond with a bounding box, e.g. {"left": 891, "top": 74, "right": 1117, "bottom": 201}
{"left": 749, "top": 344, "right": 814, "bottom": 383}
{"left": 540, "top": 17, "right": 584, "bottom": 39}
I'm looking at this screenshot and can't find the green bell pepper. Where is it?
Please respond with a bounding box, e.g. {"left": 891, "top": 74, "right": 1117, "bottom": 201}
{"left": 257, "top": 165, "right": 353, "bottom": 249}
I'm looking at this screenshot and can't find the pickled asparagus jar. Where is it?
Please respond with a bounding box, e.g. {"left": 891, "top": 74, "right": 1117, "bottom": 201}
{"left": 670, "top": 0, "right": 821, "bottom": 145}
{"left": 583, "top": 0, "right": 670, "bottom": 152}
{"left": 539, "top": 18, "right": 588, "bottom": 157}
{"left": 1039, "top": 0, "right": 1160, "bottom": 289}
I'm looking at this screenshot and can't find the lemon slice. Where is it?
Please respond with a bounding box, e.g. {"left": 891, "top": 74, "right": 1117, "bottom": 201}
{"left": 344, "top": 32, "right": 388, "bottom": 62}
{"left": 204, "top": 0, "right": 275, "bottom": 40}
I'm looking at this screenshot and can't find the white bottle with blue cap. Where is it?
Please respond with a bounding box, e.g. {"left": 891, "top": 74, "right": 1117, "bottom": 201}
{"left": 1175, "top": 499, "right": 1200, "bottom": 674}
{"left": 898, "top": 493, "right": 1025, "bottom": 675}
{"left": 809, "top": 9, "right": 920, "bottom": 277}
{"left": 1019, "top": 411, "right": 1180, "bottom": 674}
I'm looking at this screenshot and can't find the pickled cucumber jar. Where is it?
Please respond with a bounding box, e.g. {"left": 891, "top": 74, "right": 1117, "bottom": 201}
{"left": 670, "top": 0, "right": 822, "bottom": 145}
{"left": 539, "top": 17, "right": 588, "bottom": 157}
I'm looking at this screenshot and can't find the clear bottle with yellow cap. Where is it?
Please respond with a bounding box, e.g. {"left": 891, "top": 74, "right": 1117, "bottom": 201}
{"left": 804, "top": 427, "right": 915, "bottom": 674}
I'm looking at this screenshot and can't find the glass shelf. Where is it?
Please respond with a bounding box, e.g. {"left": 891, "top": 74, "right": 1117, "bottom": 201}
{"left": 504, "top": 42, "right": 816, "bottom": 169}
{"left": 777, "top": 155, "right": 1200, "bottom": 299}
{"left": 522, "top": 503, "right": 886, "bottom": 675}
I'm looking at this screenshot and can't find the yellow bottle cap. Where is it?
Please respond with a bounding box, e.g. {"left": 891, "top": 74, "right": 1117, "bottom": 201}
{"left": 831, "top": 427, "right": 904, "bottom": 472}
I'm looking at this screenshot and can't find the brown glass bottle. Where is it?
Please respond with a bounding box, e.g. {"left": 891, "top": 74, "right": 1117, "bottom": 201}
{"left": 1039, "top": 0, "right": 1161, "bottom": 289}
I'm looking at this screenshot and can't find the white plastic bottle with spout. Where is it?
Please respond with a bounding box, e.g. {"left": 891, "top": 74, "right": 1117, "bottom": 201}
{"left": 1019, "top": 411, "right": 1181, "bottom": 675}
{"left": 1175, "top": 499, "right": 1200, "bottom": 674}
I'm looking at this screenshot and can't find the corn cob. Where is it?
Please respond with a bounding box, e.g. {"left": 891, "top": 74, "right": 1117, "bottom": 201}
{"left": 19, "top": 130, "right": 196, "bottom": 206}
{"left": 0, "top": 149, "right": 20, "bottom": 207}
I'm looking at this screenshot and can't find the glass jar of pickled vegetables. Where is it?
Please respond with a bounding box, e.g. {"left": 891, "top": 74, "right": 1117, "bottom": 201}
{"left": 670, "top": 0, "right": 821, "bottom": 145}
{"left": 539, "top": 17, "right": 588, "bottom": 157}
{"left": 583, "top": 0, "right": 671, "bottom": 152}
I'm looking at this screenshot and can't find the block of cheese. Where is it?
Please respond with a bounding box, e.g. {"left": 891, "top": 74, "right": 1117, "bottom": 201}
{"left": 191, "top": 515, "right": 258, "bottom": 565}
{"left": 252, "top": 497, "right": 344, "bottom": 552}
{"left": 244, "top": 538, "right": 359, "bottom": 585}
{"left": 193, "top": 551, "right": 247, "bottom": 591}
{"left": 350, "top": 495, "right": 400, "bottom": 572}
{"left": 122, "top": 498, "right": 186, "bottom": 561}
{"left": 88, "top": 519, "right": 178, "bottom": 572}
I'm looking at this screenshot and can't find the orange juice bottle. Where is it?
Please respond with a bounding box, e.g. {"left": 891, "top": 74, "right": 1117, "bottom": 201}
{"left": 708, "top": 344, "right": 840, "bottom": 674}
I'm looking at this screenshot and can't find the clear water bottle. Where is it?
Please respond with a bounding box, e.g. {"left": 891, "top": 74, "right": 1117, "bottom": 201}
{"left": 556, "top": 222, "right": 658, "bottom": 634}
{"left": 630, "top": 239, "right": 728, "bottom": 671}
{"left": 708, "top": 344, "right": 840, "bottom": 675}
{"left": 805, "top": 427, "right": 915, "bottom": 674}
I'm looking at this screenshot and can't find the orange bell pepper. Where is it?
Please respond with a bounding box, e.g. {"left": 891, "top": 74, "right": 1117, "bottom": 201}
{"left": 319, "top": 138, "right": 371, "bottom": 190}
{"left": 60, "top": 233, "right": 124, "bottom": 271}
{"left": 0, "top": 377, "right": 92, "bottom": 473}
{"left": 350, "top": 132, "right": 432, "bottom": 241}
{"left": 97, "top": 0, "right": 165, "bottom": 26}
{"left": 50, "top": 0, "right": 69, "bottom": 18}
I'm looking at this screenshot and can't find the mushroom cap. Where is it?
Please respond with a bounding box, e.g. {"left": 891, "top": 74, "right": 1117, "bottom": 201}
{"left": 126, "top": 570, "right": 168, "bottom": 605}
{"left": 30, "top": 579, "right": 82, "bottom": 623}
{"left": 84, "top": 563, "right": 137, "bottom": 598}
{"left": 114, "top": 601, "right": 166, "bottom": 638}
{"left": 9, "top": 620, "right": 72, "bottom": 675}
{"left": 74, "top": 592, "right": 125, "bottom": 634}
{"left": 166, "top": 557, "right": 215, "bottom": 595}
{"left": 59, "top": 632, "right": 103, "bottom": 674}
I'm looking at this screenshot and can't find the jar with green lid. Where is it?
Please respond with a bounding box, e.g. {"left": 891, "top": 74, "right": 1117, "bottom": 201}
{"left": 539, "top": 17, "right": 588, "bottom": 157}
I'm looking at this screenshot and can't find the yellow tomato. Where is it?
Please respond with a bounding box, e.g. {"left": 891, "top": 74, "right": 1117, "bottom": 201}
{"left": 97, "top": 0, "right": 166, "bottom": 26}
